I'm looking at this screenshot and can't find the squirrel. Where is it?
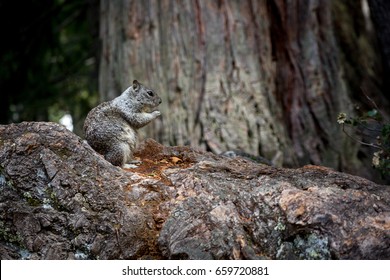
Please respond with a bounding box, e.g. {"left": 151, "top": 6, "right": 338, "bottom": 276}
{"left": 83, "top": 80, "right": 162, "bottom": 167}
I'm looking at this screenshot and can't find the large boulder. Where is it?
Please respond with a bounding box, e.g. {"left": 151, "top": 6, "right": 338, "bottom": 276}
{"left": 0, "top": 122, "right": 389, "bottom": 259}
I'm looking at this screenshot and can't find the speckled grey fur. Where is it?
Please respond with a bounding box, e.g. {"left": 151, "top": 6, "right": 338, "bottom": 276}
{"left": 83, "top": 80, "right": 161, "bottom": 167}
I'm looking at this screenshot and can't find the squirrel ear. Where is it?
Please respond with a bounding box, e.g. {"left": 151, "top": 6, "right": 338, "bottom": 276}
{"left": 133, "top": 80, "right": 140, "bottom": 91}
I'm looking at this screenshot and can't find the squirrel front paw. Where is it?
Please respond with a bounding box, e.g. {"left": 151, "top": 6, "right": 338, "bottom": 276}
{"left": 152, "top": 111, "right": 161, "bottom": 118}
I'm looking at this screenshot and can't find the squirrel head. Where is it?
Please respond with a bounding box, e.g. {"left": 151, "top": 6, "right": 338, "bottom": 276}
{"left": 130, "top": 80, "right": 162, "bottom": 111}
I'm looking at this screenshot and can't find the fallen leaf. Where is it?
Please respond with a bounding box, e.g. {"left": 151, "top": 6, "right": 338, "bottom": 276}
{"left": 170, "top": 157, "right": 182, "bottom": 164}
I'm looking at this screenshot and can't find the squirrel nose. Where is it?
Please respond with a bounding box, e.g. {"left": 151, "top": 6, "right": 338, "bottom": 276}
{"left": 158, "top": 98, "right": 162, "bottom": 104}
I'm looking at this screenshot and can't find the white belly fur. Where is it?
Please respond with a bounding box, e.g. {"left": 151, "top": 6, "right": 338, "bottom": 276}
{"left": 120, "top": 125, "right": 137, "bottom": 163}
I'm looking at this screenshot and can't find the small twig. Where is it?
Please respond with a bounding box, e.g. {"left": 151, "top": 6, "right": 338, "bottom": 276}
{"left": 342, "top": 124, "right": 381, "bottom": 149}
{"left": 361, "top": 87, "right": 388, "bottom": 121}
{"left": 358, "top": 122, "right": 382, "bottom": 133}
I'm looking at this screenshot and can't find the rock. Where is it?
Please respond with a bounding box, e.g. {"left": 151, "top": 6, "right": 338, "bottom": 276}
{"left": 0, "top": 122, "right": 389, "bottom": 259}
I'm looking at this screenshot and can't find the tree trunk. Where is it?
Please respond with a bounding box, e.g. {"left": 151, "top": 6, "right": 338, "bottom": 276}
{"left": 368, "top": 0, "right": 390, "bottom": 101}
{"left": 99, "top": 0, "right": 385, "bottom": 181}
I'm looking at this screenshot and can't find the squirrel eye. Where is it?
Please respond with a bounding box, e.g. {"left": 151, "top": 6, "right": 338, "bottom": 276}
{"left": 147, "top": 90, "right": 154, "bottom": 97}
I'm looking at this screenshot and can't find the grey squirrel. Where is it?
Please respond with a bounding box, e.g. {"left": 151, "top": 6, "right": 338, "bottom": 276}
{"left": 83, "top": 80, "right": 162, "bottom": 167}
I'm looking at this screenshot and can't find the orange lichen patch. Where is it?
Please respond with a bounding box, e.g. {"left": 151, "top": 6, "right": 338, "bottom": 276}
{"left": 366, "top": 214, "right": 390, "bottom": 231}
{"left": 302, "top": 165, "right": 334, "bottom": 173}
{"left": 134, "top": 141, "right": 166, "bottom": 161}
{"left": 125, "top": 150, "right": 194, "bottom": 186}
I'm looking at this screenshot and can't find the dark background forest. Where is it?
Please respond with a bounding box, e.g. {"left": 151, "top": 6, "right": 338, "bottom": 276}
{"left": 0, "top": 0, "right": 389, "bottom": 184}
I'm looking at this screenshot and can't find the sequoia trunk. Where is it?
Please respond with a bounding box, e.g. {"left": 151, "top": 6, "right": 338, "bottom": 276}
{"left": 99, "top": 0, "right": 385, "bottom": 181}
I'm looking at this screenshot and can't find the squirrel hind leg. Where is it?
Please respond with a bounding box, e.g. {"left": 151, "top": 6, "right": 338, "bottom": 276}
{"left": 104, "top": 145, "right": 128, "bottom": 167}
